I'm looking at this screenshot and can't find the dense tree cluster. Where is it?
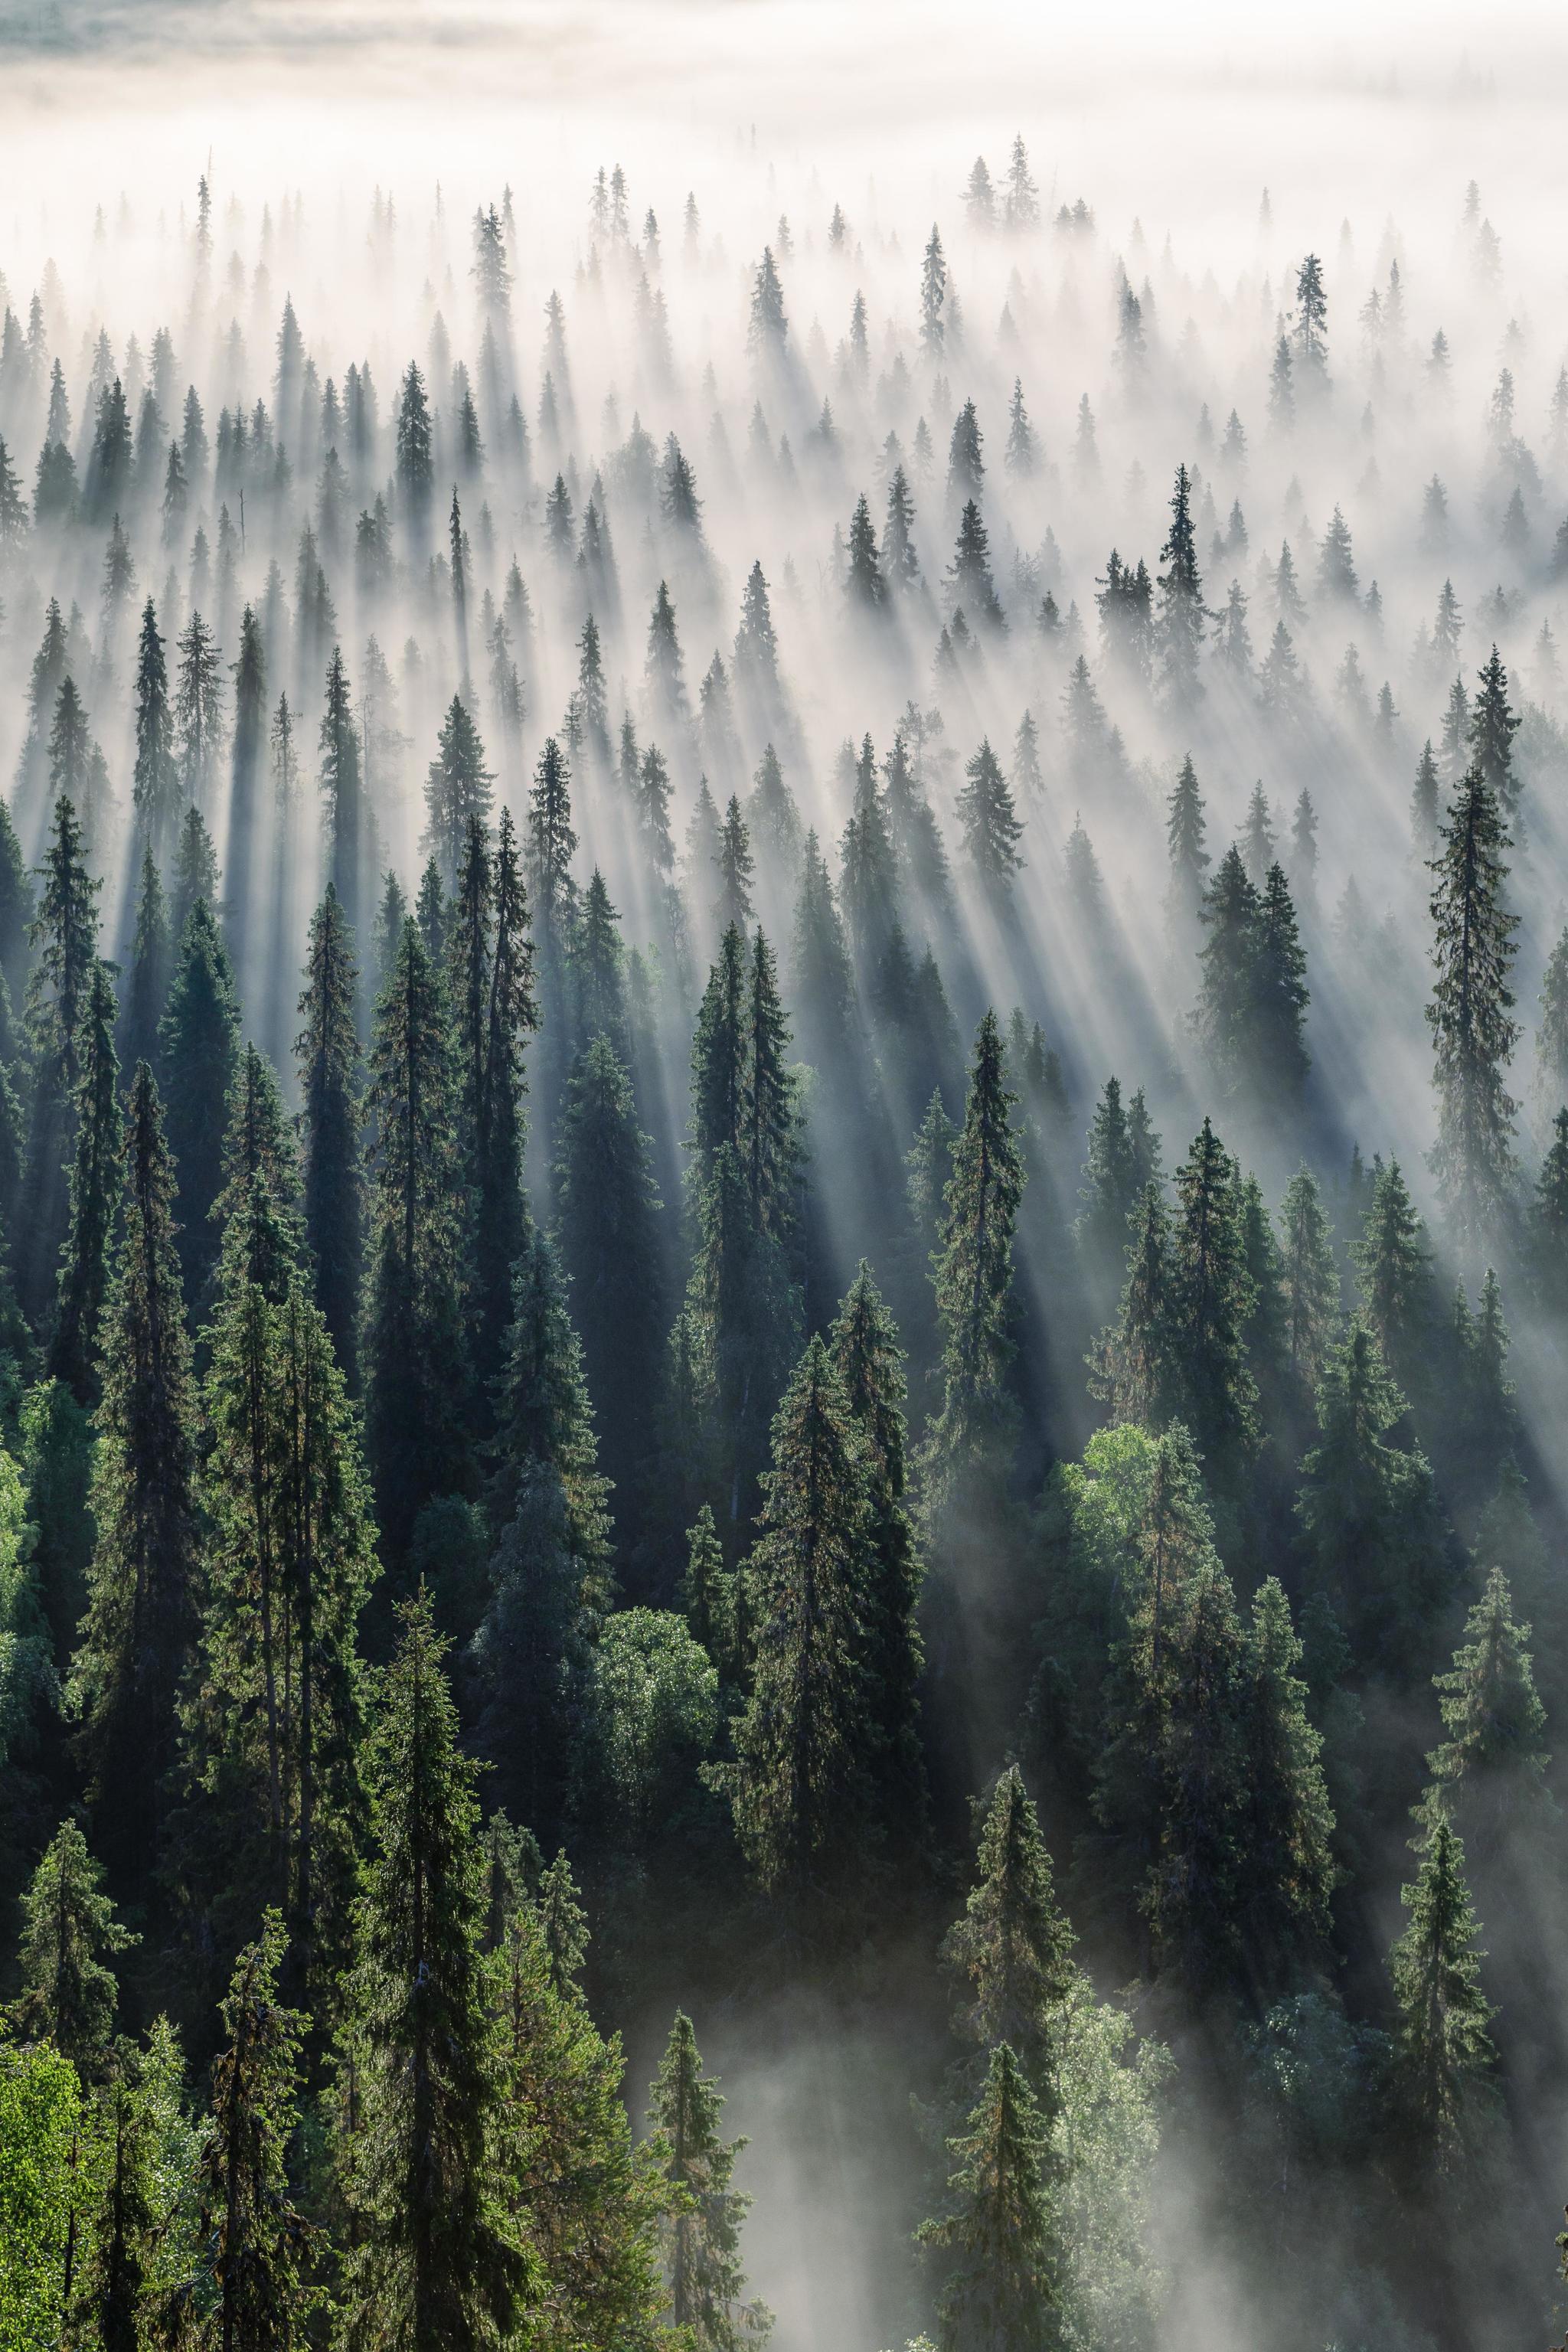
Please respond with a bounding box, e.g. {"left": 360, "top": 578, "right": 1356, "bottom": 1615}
{"left": 1, "top": 116, "right": 1566, "bottom": 2352}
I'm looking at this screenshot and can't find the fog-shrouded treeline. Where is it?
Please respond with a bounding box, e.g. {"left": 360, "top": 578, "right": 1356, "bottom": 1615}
{"left": 6, "top": 84, "right": 1568, "bottom": 2352}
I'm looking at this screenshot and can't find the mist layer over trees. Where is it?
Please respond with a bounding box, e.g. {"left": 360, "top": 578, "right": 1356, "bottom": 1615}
{"left": 4, "top": 15, "right": 1568, "bottom": 2350}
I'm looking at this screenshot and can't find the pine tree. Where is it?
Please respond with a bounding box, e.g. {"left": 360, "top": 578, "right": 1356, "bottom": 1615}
{"left": 174, "top": 609, "right": 224, "bottom": 807}
{"left": 227, "top": 605, "right": 266, "bottom": 987}
{"left": 845, "top": 492, "right": 885, "bottom": 610}
{"left": 1352, "top": 1158, "right": 1436, "bottom": 1403}
{"left": 198, "top": 1913, "right": 318, "bottom": 2346}
{"left": 10, "top": 1818, "right": 135, "bottom": 2063}
{"left": 924, "top": 1014, "right": 1025, "bottom": 1496}
{"left": 363, "top": 920, "right": 472, "bottom": 1555}
{"left": 941, "top": 1767, "right": 1074, "bottom": 2088}
{"left": 1165, "top": 753, "right": 1210, "bottom": 939}
{"left": 1427, "top": 768, "right": 1519, "bottom": 1249}
{"left": 1389, "top": 1815, "right": 1496, "bottom": 2169}
{"left": 948, "top": 499, "right": 1004, "bottom": 629}
{"left": 69, "top": 1065, "right": 200, "bottom": 1876}
{"left": 49, "top": 959, "right": 119, "bottom": 1402}
{"left": 647, "top": 2014, "right": 770, "bottom": 2351}
{"left": 1252, "top": 862, "right": 1310, "bottom": 1096}
{"left": 720, "top": 1334, "right": 874, "bottom": 1903}
{"left": 296, "top": 886, "right": 364, "bottom": 1388}
{"left": 918, "top": 2043, "right": 1057, "bottom": 2352}
{"left": 159, "top": 898, "right": 241, "bottom": 1307}
{"left": 338, "top": 1591, "right": 524, "bottom": 2345}
{"left": 1196, "top": 846, "right": 1259, "bottom": 1089}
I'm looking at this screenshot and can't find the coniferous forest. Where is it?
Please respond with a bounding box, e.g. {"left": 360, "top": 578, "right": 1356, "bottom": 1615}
{"left": 4, "top": 8, "right": 1568, "bottom": 2347}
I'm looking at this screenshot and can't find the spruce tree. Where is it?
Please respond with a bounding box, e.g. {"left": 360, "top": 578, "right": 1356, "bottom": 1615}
{"left": 1426, "top": 767, "right": 1519, "bottom": 1250}
{"left": 132, "top": 597, "right": 179, "bottom": 860}
{"left": 159, "top": 898, "right": 241, "bottom": 1307}
{"left": 319, "top": 647, "right": 366, "bottom": 933}
{"left": 647, "top": 2013, "right": 770, "bottom": 2351}
{"left": 923, "top": 1013, "right": 1025, "bottom": 1498}
{"left": 1276, "top": 1165, "right": 1339, "bottom": 1392}
{"left": 10, "top": 1817, "right": 135, "bottom": 2064}
{"left": 918, "top": 2043, "right": 1057, "bottom": 2352}
{"left": 720, "top": 1334, "right": 874, "bottom": 1903}
{"left": 1388, "top": 1815, "right": 1496, "bottom": 2169}
{"left": 423, "top": 695, "right": 495, "bottom": 886}
{"left": 1426, "top": 1566, "right": 1547, "bottom": 1844}
{"left": 198, "top": 1913, "right": 318, "bottom": 2346}
{"left": 830, "top": 1263, "right": 928, "bottom": 1842}
{"left": 119, "top": 849, "right": 171, "bottom": 1083}
{"left": 49, "top": 959, "right": 120, "bottom": 1403}
{"left": 957, "top": 739, "right": 1024, "bottom": 894}
{"left": 554, "top": 1032, "right": 664, "bottom": 1528}
{"left": 1237, "top": 1578, "right": 1336, "bottom": 1981}
{"left": 1161, "top": 1119, "right": 1259, "bottom": 1488}
{"left": 363, "top": 919, "right": 473, "bottom": 1556}
{"left": 69, "top": 1065, "right": 199, "bottom": 1877}
{"left": 21, "top": 795, "right": 100, "bottom": 1321}
{"left": 338, "top": 1591, "right": 523, "bottom": 2346}
{"left": 296, "top": 886, "right": 364, "bottom": 1388}
{"left": 941, "top": 1767, "right": 1075, "bottom": 2088}
{"left": 1352, "top": 1157, "right": 1436, "bottom": 1405}
{"left": 1468, "top": 645, "right": 1520, "bottom": 828}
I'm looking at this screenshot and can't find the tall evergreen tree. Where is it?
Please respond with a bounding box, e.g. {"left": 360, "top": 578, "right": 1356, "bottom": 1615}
{"left": 69, "top": 1065, "right": 200, "bottom": 1877}
{"left": 1388, "top": 1815, "right": 1496, "bottom": 2170}
{"left": 296, "top": 887, "right": 364, "bottom": 1388}
{"left": 159, "top": 897, "right": 241, "bottom": 1306}
{"left": 918, "top": 2043, "right": 1057, "bottom": 2352}
{"left": 337, "top": 1591, "right": 524, "bottom": 2346}
{"left": 49, "top": 959, "right": 120, "bottom": 1402}
{"left": 647, "top": 2014, "right": 770, "bottom": 2352}
{"left": 1426, "top": 767, "right": 1519, "bottom": 1250}
{"left": 363, "top": 920, "right": 472, "bottom": 1555}
{"left": 941, "top": 1767, "right": 1075, "bottom": 2089}
{"left": 10, "top": 1817, "right": 135, "bottom": 2064}
{"left": 923, "top": 1012, "right": 1025, "bottom": 1500}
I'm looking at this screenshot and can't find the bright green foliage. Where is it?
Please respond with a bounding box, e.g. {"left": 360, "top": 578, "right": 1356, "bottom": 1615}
{"left": 942, "top": 1767, "right": 1075, "bottom": 2087}
{"left": 363, "top": 918, "right": 472, "bottom": 1554}
{"left": 0, "top": 2040, "right": 87, "bottom": 2351}
{"left": 337, "top": 1591, "right": 524, "bottom": 2347}
{"left": 590, "top": 1609, "right": 719, "bottom": 1847}
{"left": 70, "top": 1065, "right": 200, "bottom": 1872}
{"left": 923, "top": 1012, "right": 1025, "bottom": 1498}
{"left": 11, "top": 1818, "right": 134, "bottom": 2066}
{"left": 198, "top": 1913, "right": 318, "bottom": 2347}
{"left": 720, "top": 1334, "right": 874, "bottom": 1900}
{"left": 918, "top": 2042, "right": 1058, "bottom": 2352}
{"left": 647, "top": 2011, "right": 771, "bottom": 2350}
{"left": 296, "top": 886, "right": 364, "bottom": 1388}
{"left": 48, "top": 960, "right": 120, "bottom": 1402}
{"left": 1295, "top": 1322, "right": 1449, "bottom": 1669}
{"left": 1388, "top": 1815, "right": 1497, "bottom": 2170}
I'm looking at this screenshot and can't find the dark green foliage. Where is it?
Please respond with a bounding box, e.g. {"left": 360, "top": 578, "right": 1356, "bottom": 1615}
{"left": 1426, "top": 767, "right": 1519, "bottom": 1250}
{"left": 648, "top": 2013, "right": 770, "bottom": 2350}
{"left": 337, "top": 1591, "right": 524, "bottom": 2346}
{"left": 923, "top": 1012, "right": 1025, "bottom": 1500}
{"left": 941, "top": 1768, "right": 1074, "bottom": 2087}
{"left": 1388, "top": 1815, "right": 1496, "bottom": 2169}
{"left": 296, "top": 887, "right": 364, "bottom": 1387}
{"left": 10, "top": 1817, "right": 135, "bottom": 2064}
{"left": 363, "top": 919, "right": 472, "bottom": 1557}
{"left": 48, "top": 960, "right": 119, "bottom": 1402}
{"left": 69, "top": 1065, "right": 200, "bottom": 1876}
{"left": 21, "top": 795, "right": 100, "bottom": 1321}
{"left": 918, "top": 2043, "right": 1057, "bottom": 2352}
{"left": 159, "top": 898, "right": 241, "bottom": 1307}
